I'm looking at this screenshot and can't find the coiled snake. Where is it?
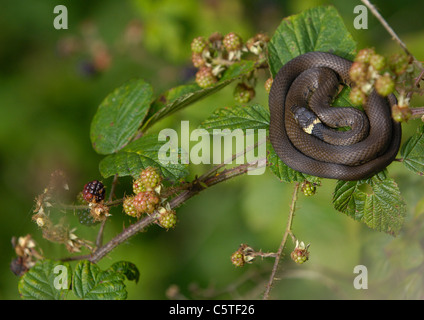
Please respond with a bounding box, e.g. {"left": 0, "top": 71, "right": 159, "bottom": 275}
{"left": 268, "top": 51, "right": 401, "bottom": 181}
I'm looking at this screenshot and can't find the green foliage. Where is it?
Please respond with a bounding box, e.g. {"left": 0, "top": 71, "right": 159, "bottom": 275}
{"left": 18, "top": 259, "right": 139, "bottom": 300}
{"left": 99, "top": 133, "right": 189, "bottom": 180}
{"left": 142, "top": 60, "right": 257, "bottom": 131}
{"left": 10, "top": 1, "right": 424, "bottom": 301}
{"left": 73, "top": 260, "right": 134, "bottom": 300}
{"left": 401, "top": 125, "right": 424, "bottom": 176}
{"left": 333, "top": 172, "right": 406, "bottom": 236}
{"left": 267, "top": 5, "right": 356, "bottom": 77}
{"left": 199, "top": 104, "right": 269, "bottom": 132}
{"left": 18, "top": 260, "right": 71, "bottom": 300}
{"left": 90, "top": 79, "right": 153, "bottom": 155}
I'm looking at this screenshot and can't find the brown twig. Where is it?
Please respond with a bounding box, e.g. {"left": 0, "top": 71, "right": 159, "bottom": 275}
{"left": 361, "top": 0, "right": 412, "bottom": 58}
{"left": 80, "top": 161, "right": 266, "bottom": 264}
{"left": 262, "top": 182, "right": 300, "bottom": 300}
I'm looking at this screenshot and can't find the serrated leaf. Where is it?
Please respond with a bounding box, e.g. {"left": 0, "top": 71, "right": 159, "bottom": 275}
{"left": 18, "top": 260, "right": 71, "bottom": 300}
{"left": 266, "top": 141, "right": 320, "bottom": 184}
{"left": 72, "top": 260, "right": 127, "bottom": 300}
{"left": 332, "top": 174, "right": 406, "bottom": 236}
{"left": 199, "top": 104, "right": 270, "bottom": 132}
{"left": 401, "top": 125, "right": 424, "bottom": 176}
{"left": 90, "top": 79, "right": 153, "bottom": 155}
{"left": 99, "top": 133, "right": 188, "bottom": 181}
{"left": 142, "top": 60, "right": 257, "bottom": 131}
{"left": 267, "top": 5, "right": 356, "bottom": 77}
{"left": 109, "top": 261, "right": 140, "bottom": 284}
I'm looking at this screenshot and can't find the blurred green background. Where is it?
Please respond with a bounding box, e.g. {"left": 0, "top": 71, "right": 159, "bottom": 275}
{"left": 2, "top": 0, "right": 424, "bottom": 300}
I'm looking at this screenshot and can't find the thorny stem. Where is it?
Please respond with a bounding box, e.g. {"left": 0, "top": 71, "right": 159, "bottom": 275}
{"left": 361, "top": 0, "right": 424, "bottom": 97}
{"left": 361, "top": 0, "right": 412, "bottom": 58}
{"left": 61, "top": 161, "right": 265, "bottom": 264}
{"left": 361, "top": 0, "right": 424, "bottom": 105}
{"left": 262, "top": 182, "right": 300, "bottom": 300}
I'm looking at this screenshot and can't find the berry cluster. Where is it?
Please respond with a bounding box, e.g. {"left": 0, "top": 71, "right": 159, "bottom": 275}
{"left": 230, "top": 244, "right": 256, "bottom": 267}
{"left": 290, "top": 240, "right": 310, "bottom": 265}
{"left": 349, "top": 48, "right": 413, "bottom": 122}
{"left": 123, "top": 167, "right": 164, "bottom": 219}
{"left": 190, "top": 32, "right": 269, "bottom": 104}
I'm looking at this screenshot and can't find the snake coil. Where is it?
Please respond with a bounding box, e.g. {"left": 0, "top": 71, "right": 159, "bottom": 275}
{"left": 268, "top": 51, "right": 401, "bottom": 181}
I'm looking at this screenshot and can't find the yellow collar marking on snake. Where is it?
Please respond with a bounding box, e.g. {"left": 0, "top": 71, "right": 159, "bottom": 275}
{"left": 303, "top": 118, "right": 321, "bottom": 134}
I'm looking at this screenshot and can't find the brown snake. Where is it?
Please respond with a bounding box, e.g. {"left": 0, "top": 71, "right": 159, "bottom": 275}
{"left": 268, "top": 51, "right": 401, "bottom": 181}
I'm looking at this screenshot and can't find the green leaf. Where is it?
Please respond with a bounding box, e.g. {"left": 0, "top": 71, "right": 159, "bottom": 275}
{"left": 199, "top": 104, "right": 270, "bottom": 132}
{"left": 266, "top": 141, "right": 320, "bottom": 184}
{"left": 332, "top": 174, "right": 406, "bottom": 236}
{"left": 109, "top": 261, "right": 140, "bottom": 284}
{"left": 401, "top": 125, "right": 424, "bottom": 176}
{"left": 142, "top": 60, "right": 257, "bottom": 130}
{"left": 90, "top": 79, "right": 153, "bottom": 155}
{"left": 18, "top": 260, "right": 71, "bottom": 300}
{"left": 72, "top": 260, "right": 127, "bottom": 300}
{"left": 268, "top": 5, "right": 356, "bottom": 77}
{"left": 99, "top": 133, "right": 188, "bottom": 181}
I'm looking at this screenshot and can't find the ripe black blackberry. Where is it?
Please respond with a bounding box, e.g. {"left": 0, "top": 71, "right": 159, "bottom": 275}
{"left": 82, "top": 180, "right": 106, "bottom": 203}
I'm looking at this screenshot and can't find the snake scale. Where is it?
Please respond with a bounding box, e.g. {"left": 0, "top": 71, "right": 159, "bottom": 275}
{"left": 268, "top": 51, "right": 401, "bottom": 181}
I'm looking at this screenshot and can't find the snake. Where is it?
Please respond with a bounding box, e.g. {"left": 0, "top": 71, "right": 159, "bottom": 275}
{"left": 268, "top": 51, "right": 402, "bottom": 181}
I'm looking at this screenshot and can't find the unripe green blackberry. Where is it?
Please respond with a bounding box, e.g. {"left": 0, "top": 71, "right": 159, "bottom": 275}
{"left": 191, "top": 36, "right": 207, "bottom": 54}
{"left": 133, "top": 167, "right": 162, "bottom": 194}
{"left": 301, "top": 181, "right": 316, "bottom": 196}
{"left": 82, "top": 180, "right": 105, "bottom": 203}
{"left": 369, "top": 53, "right": 386, "bottom": 71}
{"left": 349, "top": 61, "right": 368, "bottom": 84}
{"left": 192, "top": 52, "right": 205, "bottom": 68}
{"left": 132, "top": 178, "right": 145, "bottom": 194}
{"left": 140, "top": 167, "right": 162, "bottom": 190}
{"left": 123, "top": 196, "right": 138, "bottom": 218}
{"left": 231, "top": 251, "right": 245, "bottom": 267}
{"left": 196, "top": 67, "right": 217, "bottom": 88}
{"left": 157, "top": 207, "right": 177, "bottom": 229}
{"left": 223, "top": 32, "right": 242, "bottom": 52}
{"left": 349, "top": 86, "right": 366, "bottom": 105}
{"left": 355, "top": 48, "right": 375, "bottom": 64}
{"left": 133, "top": 191, "right": 160, "bottom": 215}
{"left": 233, "top": 83, "right": 255, "bottom": 104}
{"left": 389, "top": 53, "right": 410, "bottom": 75}
{"left": 291, "top": 250, "right": 309, "bottom": 264}
{"left": 392, "top": 104, "right": 411, "bottom": 123}
{"left": 264, "top": 77, "right": 273, "bottom": 93}
{"left": 290, "top": 240, "right": 310, "bottom": 265}
{"left": 375, "top": 73, "right": 395, "bottom": 97}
